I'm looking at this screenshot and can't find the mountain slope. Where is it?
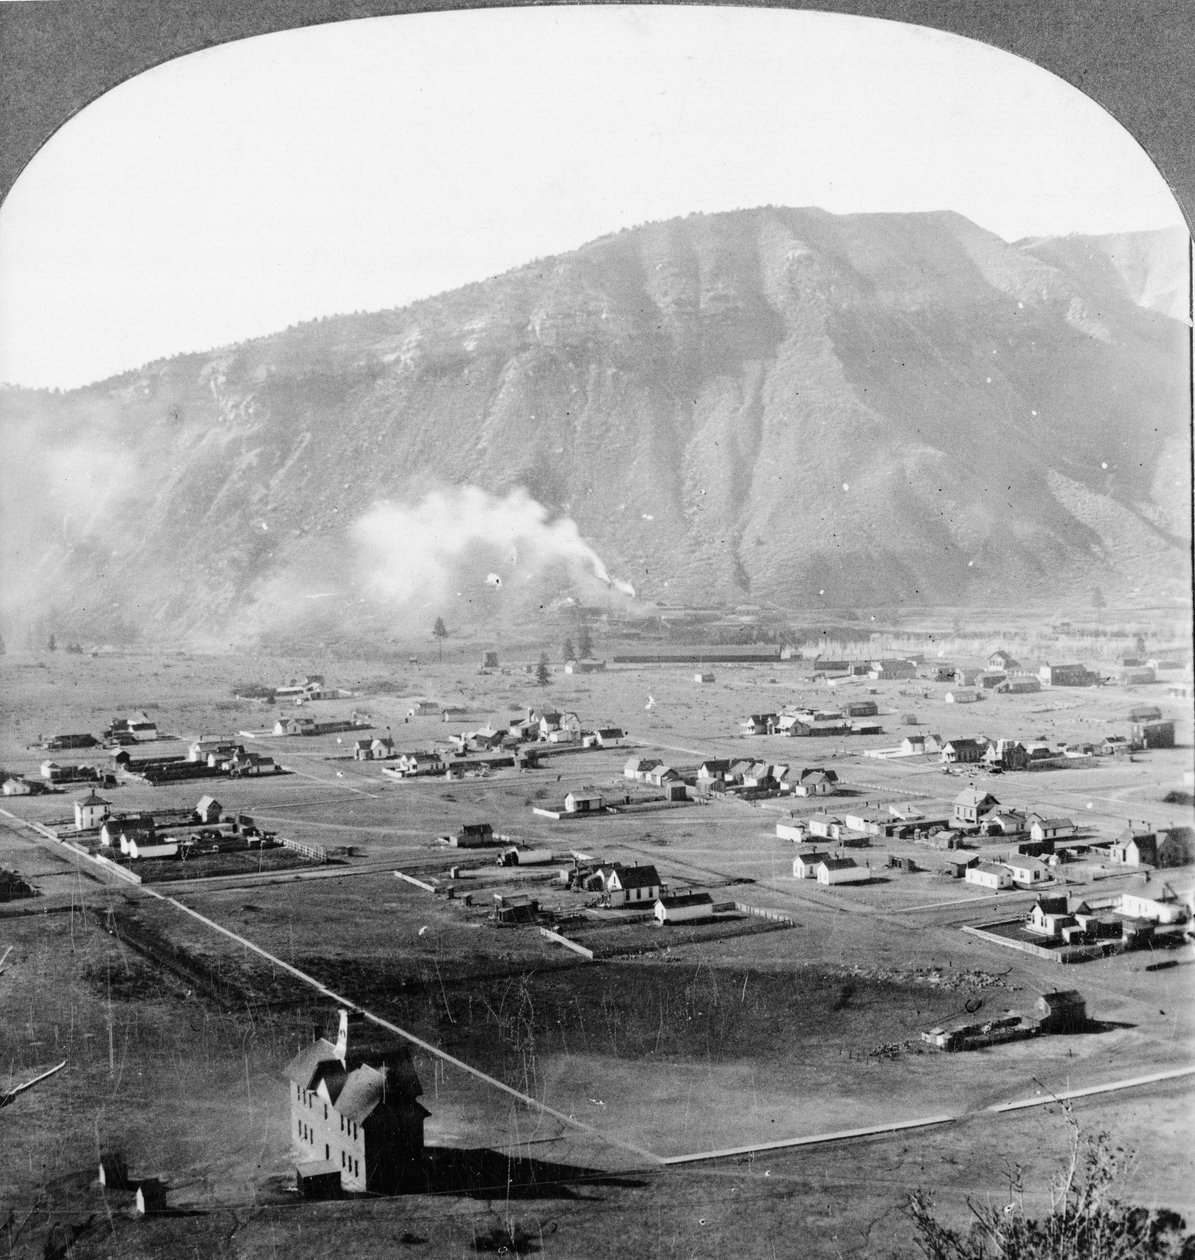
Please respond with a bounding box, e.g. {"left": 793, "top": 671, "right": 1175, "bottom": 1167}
{"left": 0, "top": 207, "right": 1189, "bottom": 643}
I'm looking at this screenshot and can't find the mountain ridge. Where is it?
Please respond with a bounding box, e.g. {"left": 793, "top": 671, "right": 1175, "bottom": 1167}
{"left": 0, "top": 206, "right": 1189, "bottom": 644}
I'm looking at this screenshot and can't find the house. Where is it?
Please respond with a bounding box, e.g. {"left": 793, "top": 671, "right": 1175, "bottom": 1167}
{"left": 1109, "top": 830, "right": 1157, "bottom": 867}
{"left": 603, "top": 864, "right": 662, "bottom": 906}
{"left": 843, "top": 700, "right": 879, "bottom": 718}
{"left": 816, "top": 857, "right": 870, "bottom": 885}
{"left": 944, "top": 689, "right": 982, "bottom": 705}
{"left": 984, "top": 739, "right": 1028, "bottom": 771}
{"left": 900, "top": 734, "right": 943, "bottom": 756}
{"left": 941, "top": 738, "right": 987, "bottom": 765}
{"left": 493, "top": 894, "right": 541, "bottom": 922}
{"left": 624, "top": 757, "right": 661, "bottom": 781}
{"left": 1158, "top": 828, "right": 1195, "bottom": 868}
{"left": 869, "top": 659, "right": 917, "bottom": 680}
{"left": 740, "top": 762, "right": 774, "bottom": 789}
{"left": 981, "top": 808, "right": 1028, "bottom": 837}
{"left": 694, "top": 672, "right": 715, "bottom": 683}
{"left": 396, "top": 751, "right": 443, "bottom": 776}
{"left": 697, "top": 759, "right": 732, "bottom": 786}
{"left": 806, "top": 814, "right": 843, "bottom": 840}
{"left": 1039, "top": 663, "right": 1098, "bottom": 687}
{"left": 739, "top": 714, "right": 776, "bottom": 736}
{"left": 1127, "top": 704, "right": 1163, "bottom": 724}
{"left": 790, "top": 768, "right": 838, "bottom": 797}
{"left": 449, "top": 823, "right": 495, "bottom": 848}
{"left": 1027, "top": 894, "right": 1075, "bottom": 938}
{"left": 100, "top": 814, "right": 155, "bottom": 847}
{"left": 1117, "top": 876, "right": 1193, "bottom": 925}
{"left": 1133, "top": 720, "right": 1175, "bottom": 749}
{"left": 978, "top": 672, "right": 1007, "bottom": 690}
{"left": 592, "top": 727, "right": 624, "bottom": 747}
{"left": 195, "top": 796, "right": 222, "bottom": 825}
{"left": 953, "top": 788, "right": 999, "bottom": 827}
{"left": 2, "top": 777, "right": 34, "bottom": 796}
{"left": 1005, "top": 856, "right": 1050, "bottom": 887}
{"left": 792, "top": 849, "right": 831, "bottom": 878}
{"left": 1094, "top": 734, "right": 1132, "bottom": 758}
{"left": 1034, "top": 991, "right": 1087, "bottom": 1033}
{"left": 943, "top": 854, "right": 978, "bottom": 879}
{"left": 274, "top": 716, "right": 316, "bottom": 736}
{"left": 481, "top": 651, "right": 499, "bottom": 670}
{"left": 564, "top": 790, "right": 603, "bottom": 813}
{"left": 987, "top": 651, "right": 1020, "bottom": 671}
{"left": 952, "top": 667, "right": 983, "bottom": 687}
{"left": 965, "top": 862, "right": 1013, "bottom": 890}
{"left": 407, "top": 701, "right": 440, "bottom": 717}
{"left": 1028, "top": 814, "right": 1076, "bottom": 843}
{"left": 1120, "top": 667, "right": 1157, "bottom": 686}
{"left": 284, "top": 1010, "right": 427, "bottom": 1194}
{"left": 654, "top": 892, "right": 714, "bottom": 924}
{"left": 646, "top": 764, "right": 681, "bottom": 788}
{"left": 995, "top": 677, "right": 1041, "bottom": 695}
{"left": 74, "top": 792, "right": 111, "bottom": 831}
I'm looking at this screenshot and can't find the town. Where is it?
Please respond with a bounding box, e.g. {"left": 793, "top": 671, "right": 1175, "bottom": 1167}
{"left": 0, "top": 615, "right": 1191, "bottom": 1256}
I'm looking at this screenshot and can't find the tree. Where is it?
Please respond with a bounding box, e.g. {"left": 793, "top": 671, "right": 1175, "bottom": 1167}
{"left": 562, "top": 637, "right": 576, "bottom": 663}
{"left": 577, "top": 624, "right": 593, "bottom": 658}
{"left": 904, "top": 1115, "right": 1194, "bottom": 1260}
{"left": 432, "top": 616, "right": 448, "bottom": 662}
{"left": 535, "top": 654, "right": 550, "bottom": 687}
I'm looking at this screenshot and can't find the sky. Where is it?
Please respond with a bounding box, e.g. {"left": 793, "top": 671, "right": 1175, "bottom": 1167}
{"left": 0, "top": 5, "right": 1186, "bottom": 390}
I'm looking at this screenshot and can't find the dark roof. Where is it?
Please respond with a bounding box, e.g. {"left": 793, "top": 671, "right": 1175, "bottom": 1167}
{"left": 657, "top": 893, "right": 714, "bottom": 909}
{"left": 611, "top": 864, "right": 660, "bottom": 889}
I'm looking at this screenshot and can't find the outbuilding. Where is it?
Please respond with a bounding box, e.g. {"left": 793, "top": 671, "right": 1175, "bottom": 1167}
{"left": 816, "top": 858, "right": 870, "bottom": 885}
{"left": 654, "top": 892, "right": 715, "bottom": 923}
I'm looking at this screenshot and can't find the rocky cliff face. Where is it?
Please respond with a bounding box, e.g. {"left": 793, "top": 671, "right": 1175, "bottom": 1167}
{"left": 1, "top": 207, "right": 1189, "bottom": 644}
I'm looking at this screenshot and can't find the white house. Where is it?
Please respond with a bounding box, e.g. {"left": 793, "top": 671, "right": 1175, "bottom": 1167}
{"left": 816, "top": 858, "right": 870, "bottom": 885}
{"left": 603, "top": 864, "right": 661, "bottom": 906}
{"left": 1117, "top": 877, "right": 1193, "bottom": 925}
{"left": 792, "top": 849, "right": 830, "bottom": 878}
{"left": 965, "top": 862, "right": 1013, "bottom": 891}
{"left": 1005, "top": 856, "right": 1050, "bottom": 887}
{"left": 74, "top": 792, "right": 111, "bottom": 831}
{"left": 1028, "top": 815, "right": 1076, "bottom": 843}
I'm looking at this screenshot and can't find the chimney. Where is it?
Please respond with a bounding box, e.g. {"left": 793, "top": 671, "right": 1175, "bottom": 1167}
{"left": 334, "top": 1008, "right": 349, "bottom": 1063}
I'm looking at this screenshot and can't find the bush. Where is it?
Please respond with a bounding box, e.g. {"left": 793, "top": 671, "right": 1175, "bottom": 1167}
{"left": 904, "top": 1111, "right": 1195, "bottom": 1259}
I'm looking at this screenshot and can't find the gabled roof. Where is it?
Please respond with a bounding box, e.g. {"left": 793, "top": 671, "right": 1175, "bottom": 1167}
{"left": 819, "top": 858, "right": 859, "bottom": 871}
{"left": 610, "top": 864, "right": 660, "bottom": 889}
{"left": 79, "top": 791, "right": 110, "bottom": 806}
{"left": 284, "top": 1038, "right": 341, "bottom": 1090}
{"left": 954, "top": 788, "right": 998, "bottom": 806}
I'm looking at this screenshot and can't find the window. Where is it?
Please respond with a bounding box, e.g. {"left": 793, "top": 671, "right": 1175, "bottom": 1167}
{"left": 325, "top": 1144, "right": 330, "bottom": 1161}
{"left": 324, "top": 1104, "right": 328, "bottom": 1121}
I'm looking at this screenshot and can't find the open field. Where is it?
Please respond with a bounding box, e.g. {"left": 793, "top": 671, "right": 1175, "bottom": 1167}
{"left": 1, "top": 638, "right": 1192, "bottom": 1257}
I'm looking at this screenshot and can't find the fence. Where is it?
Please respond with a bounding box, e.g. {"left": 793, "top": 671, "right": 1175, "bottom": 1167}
{"left": 732, "top": 902, "right": 797, "bottom": 925}
{"left": 280, "top": 836, "right": 328, "bottom": 864}
{"left": 538, "top": 928, "right": 595, "bottom": 959}
{"left": 961, "top": 923, "right": 1106, "bottom": 964}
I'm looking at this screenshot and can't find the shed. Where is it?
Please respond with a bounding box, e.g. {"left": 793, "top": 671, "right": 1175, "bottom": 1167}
{"left": 564, "top": 791, "right": 603, "bottom": 813}
{"left": 97, "top": 1153, "right": 130, "bottom": 1190}
{"left": 134, "top": 1179, "right": 168, "bottom": 1215}
{"left": 195, "top": 796, "right": 222, "bottom": 824}
{"left": 1035, "top": 991, "right": 1087, "bottom": 1034}
{"left": 295, "top": 1160, "right": 343, "bottom": 1200}
{"left": 654, "top": 892, "right": 715, "bottom": 923}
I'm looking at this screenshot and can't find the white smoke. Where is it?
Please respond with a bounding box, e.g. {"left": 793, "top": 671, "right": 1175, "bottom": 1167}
{"left": 352, "top": 484, "right": 634, "bottom": 609}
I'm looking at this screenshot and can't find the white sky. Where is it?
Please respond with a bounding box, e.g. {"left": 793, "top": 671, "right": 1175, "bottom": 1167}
{"left": 0, "top": 6, "right": 1186, "bottom": 389}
